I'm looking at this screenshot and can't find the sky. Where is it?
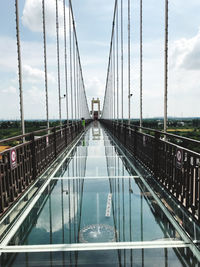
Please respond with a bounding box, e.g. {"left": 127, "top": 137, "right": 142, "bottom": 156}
{"left": 0, "top": 0, "right": 200, "bottom": 120}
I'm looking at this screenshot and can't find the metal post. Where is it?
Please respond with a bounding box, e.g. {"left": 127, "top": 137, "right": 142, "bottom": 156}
{"left": 164, "top": 0, "right": 168, "bottom": 135}
{"left": 30, "top": 133, "right": 37, "bottom": 179}
{"left": 154, "top": 131, "right": 160, "bottom": 178}
{"left": 15, "top": 0, "right": 25, "bottom": 138}
{"left": 53, "top": 127, "right": 57, "bottom": 158}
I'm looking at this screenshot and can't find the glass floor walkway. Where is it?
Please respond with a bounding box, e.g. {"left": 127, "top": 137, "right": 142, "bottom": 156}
{"left": 0, "top": 122, "right": 200, "bottom": 266}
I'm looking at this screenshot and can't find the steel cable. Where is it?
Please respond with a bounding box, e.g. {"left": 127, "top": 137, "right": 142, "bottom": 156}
{"left": 42, "top": 0, "right": 49, "bottom": 129}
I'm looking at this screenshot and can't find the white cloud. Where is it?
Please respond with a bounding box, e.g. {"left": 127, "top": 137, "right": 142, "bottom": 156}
{"left": 0, "top": 36, "right": 17, "bottom": 72}
{"left": 23, "top": 64, "right": 55, "bottom": 84}
{"left": 171, "top": 29, "right": 200, "bottom": 70}
{"left": 85, "top": 77, "right": 104, "bottom": 110}
{"left": 2, "top": 86, "right": 17, "bottom": 94}
{"left": 22, "top": 0, "right": 69, "bottom": 38}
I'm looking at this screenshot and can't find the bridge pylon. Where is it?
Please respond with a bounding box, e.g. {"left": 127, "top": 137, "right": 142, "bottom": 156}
{"left": 91, "top": 98, "right": 101, "bottom": 120}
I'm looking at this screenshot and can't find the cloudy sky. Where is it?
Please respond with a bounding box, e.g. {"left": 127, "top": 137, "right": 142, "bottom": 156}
{"left": 0, "top": 0, "right": 200, "bottom": 120}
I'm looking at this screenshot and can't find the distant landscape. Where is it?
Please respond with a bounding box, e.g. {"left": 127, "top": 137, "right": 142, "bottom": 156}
{"left": 0, "top": 118, "right": 200, "bottom": 142}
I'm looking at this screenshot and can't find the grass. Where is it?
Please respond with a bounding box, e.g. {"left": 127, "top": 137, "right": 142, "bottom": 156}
{"left": 167, "top": 128, "right": 195, "bottom": 132}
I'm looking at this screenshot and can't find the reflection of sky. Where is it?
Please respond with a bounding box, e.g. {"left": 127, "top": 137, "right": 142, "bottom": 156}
{"left": 8, "top": 124, "right": 184, "bottom": 248}
{"left": 35, "top": 186, "right": 78, "bottom": 233}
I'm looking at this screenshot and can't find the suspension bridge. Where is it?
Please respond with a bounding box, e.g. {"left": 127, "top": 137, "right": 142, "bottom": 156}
{"left": 0, "top": 0, "right": 200, "bottom": 266}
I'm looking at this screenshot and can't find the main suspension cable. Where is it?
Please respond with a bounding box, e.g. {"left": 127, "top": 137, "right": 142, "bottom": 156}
{"left": 102, "top": 0, "right": 118, "bottom": 119}
{"left": 69, "top": 0, "right": 90, "bottom": 119}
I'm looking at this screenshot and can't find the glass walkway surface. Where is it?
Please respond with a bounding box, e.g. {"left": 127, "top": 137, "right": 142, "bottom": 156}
{"left": 0, "top": 122, "right": 200, "bottom": 266}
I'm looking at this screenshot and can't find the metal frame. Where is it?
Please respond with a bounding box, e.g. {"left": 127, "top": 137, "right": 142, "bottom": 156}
{"left": 0, "top": 121, "right": 91, "bottom": 216}
{"left": 101, "top": 119, "right": 200, "bottom": 223}
{"left": 102, "top": 120, "right": 200, "bottom": 261}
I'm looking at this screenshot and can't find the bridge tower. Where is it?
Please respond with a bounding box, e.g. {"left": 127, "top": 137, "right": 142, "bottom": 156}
{"left": 91, "top": 98, "right": 101, "bottom": 120}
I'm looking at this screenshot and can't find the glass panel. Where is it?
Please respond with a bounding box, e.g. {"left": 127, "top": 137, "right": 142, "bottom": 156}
{"left": 1, "top": 122, "right": 200, "bottom": 265}
{"left": 8, "top": 176, "right": 182, "bottom": 246}
{"left": 1, "top": 248, "right": 199, "bottom": 267}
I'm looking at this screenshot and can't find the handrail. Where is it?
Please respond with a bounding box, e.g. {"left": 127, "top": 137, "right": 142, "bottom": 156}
{"left": 0, "top": 121, "right": 83, "bottom": 145}
{"left": 0, "top": 120, "right": 92, "bottom": 216}
{"left": 111, "top": 120, "right": 200, "bottom": 145}
{"left": 101, "top": 119, "right": 200, "bottom": 224}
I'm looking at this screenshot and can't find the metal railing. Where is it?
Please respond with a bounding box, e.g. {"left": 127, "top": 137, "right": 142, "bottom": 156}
{"left": 0, "top": 120, "right": 91, "bottom": 216}
{"left": 101, "top": 119, "right": 200, "bottom": 222}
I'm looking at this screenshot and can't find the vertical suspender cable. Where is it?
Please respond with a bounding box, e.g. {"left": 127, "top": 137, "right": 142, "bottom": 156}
{"left": 76, "top": 53, "right": 80, "bottom": 120}
{"left": 140, "top": 0, "right": 143, "bottom": 128}
{"left": 121, "top": 0, "right": 124, "bottom": 124}
{"left": 116, "top": 0, "right": 119, "bottom": 123}
{"left": 55, "top": 0, "right": 62, "bottom": 126}
{"left": 69, "top": 1, "right": 73, "bottom": 124}
{"left": 111, "top": 54, "right": 113, "bottom": 119}
{"left": 69, "top": 0, "right": 90, "bottom": 119}
{"left": 102, "top": 0, "right": 118, "bottom": 120}
{"left": 128, "top": 0, "right": 131, "bottom": 126}
{"left": 164, "top": 0, "right": 168, "bottom": 134}
{"left": 113, "top": 33, "right": 116, "bottom": 121}
{"left": 77, "top": 53, "right": 80, "bottom": 121}
{"left": 15, "top": 0, "right": 25, "bottom": 138}
{"left": 42, "top": 0, "right": 49, "bottom": 129}
{"left": 63, "top": 0, "right": 69, "bottom": 125}
{"left": 73, "top": 32, "right": 77, "bottom": 122}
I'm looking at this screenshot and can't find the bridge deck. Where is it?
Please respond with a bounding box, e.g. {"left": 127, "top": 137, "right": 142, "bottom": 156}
{"left": 0, "top": 122, "right": 200, "bottom": 266}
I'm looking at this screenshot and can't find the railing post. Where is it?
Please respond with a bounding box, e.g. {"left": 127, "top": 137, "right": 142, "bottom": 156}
{"left": 117, "top": 123, "right": 120, "bottom": 139}
{"left": 112, "top": 120, "right": 115, "bottom": 136}
{"left": 154, "top": 131, "right": 160, "bottom": 178}
{"left": 133, "top": 126, "right": 138, "bottom": 157}
{"left": 64, "top": 124, "right": 67, "bottom": 147}
{"left": 53, "top": 127, "right": 57, "bottom": 158}
{"left": 30, "top": 133, "right": 37, "bottom": 180}
{"left": 124, "top": 124, "right": 127, "bottom": 145}
{"left": 120, "top": 122, "right": 123, "bottom": 143}
{"left": 0, "top": 166, "right": 5, "bottom": 213}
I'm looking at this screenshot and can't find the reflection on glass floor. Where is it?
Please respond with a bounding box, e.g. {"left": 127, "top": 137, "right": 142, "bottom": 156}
{"left": 1, "top": 121, "right": 200, "bottom": 266}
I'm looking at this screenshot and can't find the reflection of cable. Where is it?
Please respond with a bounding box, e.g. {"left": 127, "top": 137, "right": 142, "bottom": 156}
{"left": 129, "top": 177, "right": 133, "bottom": 266}
{"left": 141, "top": 182, "right": 144, "bottom": 267}
{"left": 49, "top": 191, "right": 53, "bottom": 265}
{"left": 108, "top": 179, "right": 120, "bottom": 244}
{"left": 122, "top": 165, "right": 126, "bottom": 266}
{"left": 61, "top": 179, "right": 65, "bottom": 265}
